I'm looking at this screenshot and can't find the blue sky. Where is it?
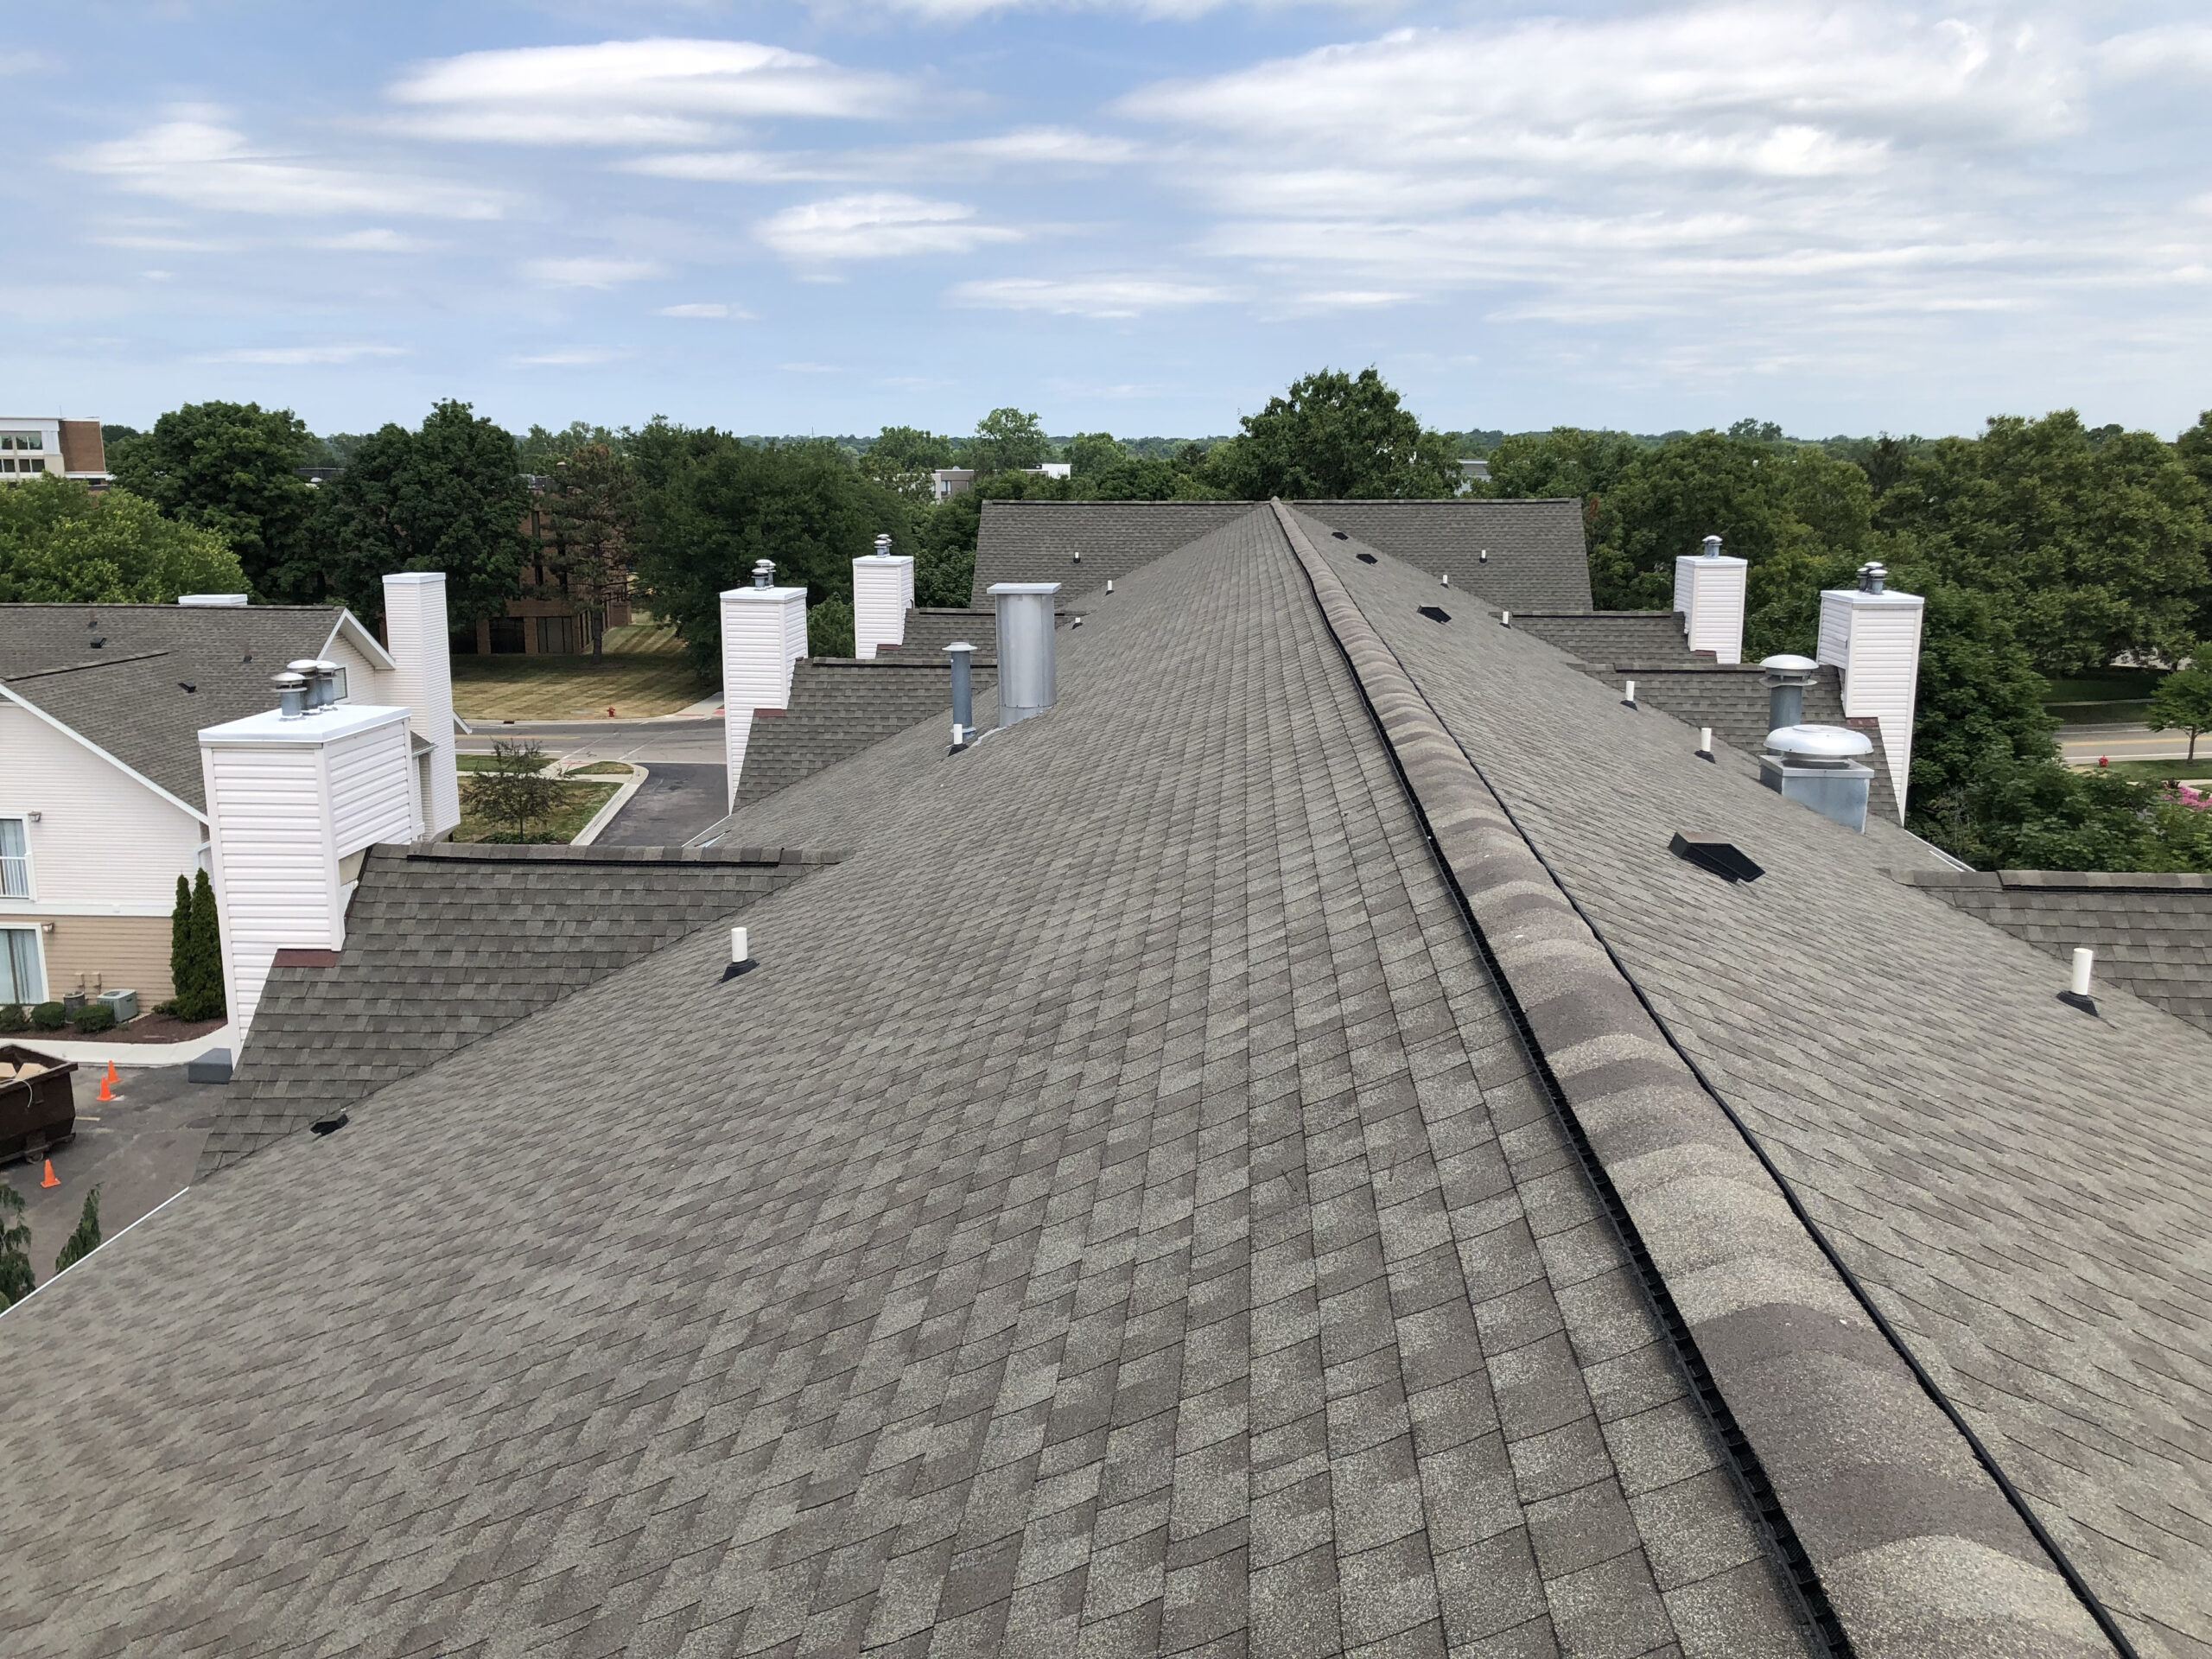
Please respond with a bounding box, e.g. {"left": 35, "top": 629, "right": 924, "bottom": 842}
{"left": 12, "top": 2, "right": 2212, "bottom": 442}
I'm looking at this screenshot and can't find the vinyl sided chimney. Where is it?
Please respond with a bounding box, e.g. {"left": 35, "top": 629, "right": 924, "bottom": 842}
{"left": 381, "top": 571, "right": 461, "bottom": 839}
{"left": 1819, "top": 563, "right": 1924, "bottom": 821}
{"left": 721, "top": 560, "right": 809, "bottom": 805}
{"left": 199, "top": 700, "right": 419, "bottom": 1040}
{"left": 853, "top": 533, "right": 915, "bottom": 660}
{"left": 988, "top": 582, "right": 1060, "bottom": 728}
{"left": 1673, "top": 534, "right": 1747, "bottom": 664}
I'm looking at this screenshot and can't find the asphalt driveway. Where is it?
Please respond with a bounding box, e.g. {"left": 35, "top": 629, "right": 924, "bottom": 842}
{"left": 595, "top": 762, "right": 730, "bottom": 847}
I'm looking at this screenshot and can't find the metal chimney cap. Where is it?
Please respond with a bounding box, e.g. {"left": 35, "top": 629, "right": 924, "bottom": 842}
{"left": 872, "top": 532, "right": 892, "bottom": 556}
{"left": 1858, "top": 561, "right": 1888, "bottom": 594}
{"left": 752, "top": 559, "right": 776, "bottom": 589}
{"left": 270, "top": 671, "right": 308, "bottom": 687}
{"left": 1765, "top": 722, "right": 1872, "bottom": 760}
{"left": 944, "top": 640, "right": 975, "bottom": 655}
{"left": 1759, "top": 652, "right": 1819, "bottom": 685}
{"left": 1702, "top": 534, "right": 1724, "bottom": 557}
{"left": 285, "top": 658, "right": 322, "bottom": 675}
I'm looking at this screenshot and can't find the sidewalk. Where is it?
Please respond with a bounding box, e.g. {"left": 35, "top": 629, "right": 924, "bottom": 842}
{"left": 18, "top": 1024, "right": 235, "bottom": 1067}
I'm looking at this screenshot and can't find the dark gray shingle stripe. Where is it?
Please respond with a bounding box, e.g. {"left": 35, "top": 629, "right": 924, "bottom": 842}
{"left": 1272, "top": 499, "right": 2115, "bottom": 1659}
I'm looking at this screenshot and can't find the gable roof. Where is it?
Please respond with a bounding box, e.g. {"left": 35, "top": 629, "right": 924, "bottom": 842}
{"left": 732, "top": 658, "right": 999, "bottom": 812}
{"left": 201, "top": 842, "right": 839, "bottom": 1175}
{"left": 0, "top": 602, "right": 378, "bottom": 811}
{"left": 0, "top": 503, "right": 2202, "bottom": 1656}
{"left": 969, "top": 498, "right": 1592, "bottom": 613}
{"left": 1296, "top": 508, "right": 2212, "bottom": 1656}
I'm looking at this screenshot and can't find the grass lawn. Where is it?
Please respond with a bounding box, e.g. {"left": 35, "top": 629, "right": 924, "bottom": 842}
{"left": 454, "top": 775, "right": 620, "bottom": 843}
{"left": 449, "top": 650, "right": 709, "bottom": 720}
{"left": 569, "top": 761, "right": 635, "bottom": 776}
{"left": 2066, "top": 758, "right": 2212, "bottom": 783}
{"left": 2050, "top": 699, "right": 2155, "bottom": 726}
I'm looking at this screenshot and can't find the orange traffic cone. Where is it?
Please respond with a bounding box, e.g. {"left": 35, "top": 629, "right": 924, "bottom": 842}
{"left": 99, "top": 1061, "right": 119, "bottom": 1103}
{"left": 40, "top": 1159, "right": 59, "bottom": 1188}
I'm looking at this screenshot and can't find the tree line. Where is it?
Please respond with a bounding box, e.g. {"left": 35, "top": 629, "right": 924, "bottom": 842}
{"left": 20, "top": 371, "right": 2212, "bottom": 873}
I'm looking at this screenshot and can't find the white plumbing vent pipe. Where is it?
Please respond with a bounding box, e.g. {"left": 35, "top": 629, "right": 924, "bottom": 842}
{"left": 1623, "top": 680, "right": 1637, "bottom": 706}
{"left": 1700, "top": 728, "right": 1713, "bottom": 753}
{"left": 2070, "top": 948, "right": 2094, "bottom": 999}
{"left": 732, "top": 926, "right": 750, "bottom": 965}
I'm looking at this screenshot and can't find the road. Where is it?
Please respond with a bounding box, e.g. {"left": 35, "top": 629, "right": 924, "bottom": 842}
{"left": 6, "top": 1065, "right": 212, "bottom": 1281}
{"left": 2057, "top": 721, "right": 2209, "bottom": 768}
{"left": 457, "top": 717, "right": 729, "bottom": 845}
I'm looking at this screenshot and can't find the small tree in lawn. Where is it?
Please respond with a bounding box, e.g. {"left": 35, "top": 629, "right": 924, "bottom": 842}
{"left": 54, "top": 1185, "right": 99, "bottom": 1275}
{"left": 467, "top": 741, "right": 559, "bottom": 842}
{"left": 0, "top": 1179, "right": 32, "bottom": 1308}
{"left": 2148, "top": 662, "right": 2212, "bottom": 763}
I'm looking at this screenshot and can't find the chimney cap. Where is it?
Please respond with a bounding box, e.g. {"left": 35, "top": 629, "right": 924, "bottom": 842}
{"left": 752, "top": 559, "right": 776, "bottom": 589}
{"left": 988, "top": 582, "right": 1063, "bottom": 596}
{"left": 286, "top": 658, "right": 322, "bottom": 675}
{"left": 1702, "top": 534, "right": 1724, "bottom": 556}
{"left": 944, "top": 640, "right": 975, "bottom": 655}
{"left": 1759, "top": 653, "right": 1819, "bottom": 683}
{"left": 1858, "top": 561, "right": 1888, "bottom": 594}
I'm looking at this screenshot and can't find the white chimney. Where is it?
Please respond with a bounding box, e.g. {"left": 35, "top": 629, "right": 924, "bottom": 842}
{"left": 721, "top": 560, "right": 809, "bottom": 806}
{"left": 1819, "top": 563, "right": 1924, "bottom": 821}
{"left": 853, "top": 533, "right": 915, "bottom": 661}
{"left": 381, "top": 572, "right": 461, "bottom": 839}
{"left": 199, "top": 702, "right": 419, "bottom": 1040}
{"left": 1673, "top": 533, "right": 1747, "bottom": 664}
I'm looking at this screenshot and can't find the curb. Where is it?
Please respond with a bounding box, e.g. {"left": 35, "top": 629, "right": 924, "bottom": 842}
{"left": 569, "top": 764, "right": 652, "bottom": 847}
{"left": 14, "top": 1024, "right": 237, "bottom": 1067}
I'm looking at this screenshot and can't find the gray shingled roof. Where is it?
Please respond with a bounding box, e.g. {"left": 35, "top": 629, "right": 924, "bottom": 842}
{"left": 880, "top": 608, "right": 1000, "bottom": 661}
{"left": 1510, "top": 612, "right": 1703, "bottom": 667}
{"left": 0, "top": 505, "right": 1819, "bottom": 1659}
{"left": 1901, "top": 869, "right": 2212, "bottom": 1035}
{"left": 734, "top": 658, "right": 998, "bottom": 811}
{"left": 0, "top": 503, "right": 2202, "bottom": 1657}
{"left": 202, "top": 842, "right": 838, "bottom": 1175}
{"left": 0, "top": 602, "right": 356, "bottom": 810}
{"left": 1301, "top": 509, "right": 2212, "bottom": 1658}
{"left": 969, "top": 499, "right": 1593, "bottom": 613}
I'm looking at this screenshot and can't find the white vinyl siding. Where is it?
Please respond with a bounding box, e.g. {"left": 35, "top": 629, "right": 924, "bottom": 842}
{"left": 201, "top": 745, "right": 332, "bottom": 1038}
{"left": 0, "top": 701, "right": 205, "bottom": 915}
{"left": 325, "top": 721, "right": 418, "bottom": 851}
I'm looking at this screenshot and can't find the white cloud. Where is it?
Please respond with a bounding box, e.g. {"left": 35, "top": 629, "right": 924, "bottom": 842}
{"left": 198, "top": 344, "right": 412, "bottom": 365}
{"left": 949, "top": 275, "right": 1235, "bottom": 317}
{"left": 522, "top": 257, "right": 666, "bottom": 289}
{"left": 620, "top": 149, "right": 855, "bottom": 183}
{"left": 515, "top": 348, "right": 628, "bottom": 366}
{"left": 310, "top": 228, "right": 437, "bottom": 252}
{"left": 1111, "top": 3, "right": 2141, "bottom": 336}
{"left": 388, "top": 38, "right": 903, "bottom": 146}
{"left": 621, "top": 126, "right": 1138, "bottom": 187}
{"left": 757, "top": 194, "right": 1019, "bottom": 261}
{"left": 2096, "top": 24, "right": 2212, "bottom": 82}
{"left": 68, "top": 113, "right": 503, "bottom": 219}
{"left": 658, "top": 302, "right": 753, "bottom": 318}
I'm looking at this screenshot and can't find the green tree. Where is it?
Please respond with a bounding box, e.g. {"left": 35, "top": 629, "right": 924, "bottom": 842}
{"left": 168, "top": 874, "right": 193, "bottom": 1011}
{"left": 969, "top": 409, "right": 1050, "bottom": 477}
{"left": 53, "top": 1185, "right": 99, "bottom": 1276}
{"left": 1208, "top": 367, "right": 1460, "bottom": 500}
{"left": 1065, "top": 432, "right": 1128, "bottom": 479}
{"left": 808, "top": 595, "right": 855, "bottom": 658}
{"left": 2149, "top": 662, "right": 2212, "bottom": 761}
{"left": 861, "top": 426, "right": 957, "bottom": 501}
{"left": 108, "top": 400, "right": 321, "bottom": 601}
{"left": 516, "top": 422, "right": 624, "bottom": 474}
{"left": 465, "top": 742, "right": 559, "bottom": 841}
{"left": 1484, "top": 427, "right": 1648, "bottom": 504}
{"left": 0, "top": 1178, "right": 31, "bottom": 1308}
{"left": 0, "top": 478, "right": 245, "bottom": 603}
{"left": 633, "top": 424, "right": 917, "bottom": 674}
{"left": 1876, "top": 411, "right": 2211, "bottom": 675}
{"left": 173, "top": 868, "right": 226, "bottom": 1022}
{"left": 543, "top": 444, "right": 639, "bottom": 660}
{"left": 313, "top": 400, "right": 533, "bottom": 631}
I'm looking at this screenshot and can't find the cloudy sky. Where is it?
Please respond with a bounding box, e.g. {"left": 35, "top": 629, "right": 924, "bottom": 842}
{"left": 12, "top": 2, "right": 2212, "bottom": 441}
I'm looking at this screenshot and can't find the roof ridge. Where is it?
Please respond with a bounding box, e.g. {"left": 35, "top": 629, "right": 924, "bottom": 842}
{"left": 3, "top": 648, "right": 173, "bottom": 681}
{"left": 402, "top": 842, "right": 844, "bottom": 866}
{"left": 1270, "top": 499, "right": 2122, "bottom": 1659}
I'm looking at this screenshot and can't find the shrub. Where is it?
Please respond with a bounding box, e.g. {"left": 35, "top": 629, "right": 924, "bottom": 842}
{"left": 29, "top": 1002, "right": 67, "bottom": 1031}
{"left": 53, "top": 1185, "right": 99, "bottom": 1275}
{"left": 0, "top": 1004, "right": 25, "bottom": 1034}
{"left": 72, "top": 1002, "right": 115, "bottom": 1034}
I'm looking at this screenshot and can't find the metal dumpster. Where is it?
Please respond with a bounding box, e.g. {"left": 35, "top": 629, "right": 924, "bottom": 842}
{"left": 0, "top": 1044, "right": 77, "bottom": 1166}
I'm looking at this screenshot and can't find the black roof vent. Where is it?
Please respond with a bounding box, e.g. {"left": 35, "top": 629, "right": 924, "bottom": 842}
{"left": 1357, "top": 552, "right": 1378, "bottom": 564}
{"left": 1671, "top": 832, "right": 1763, "bottom": 883}
{"left": 89, "top": 637, "right": 105, "bottom": 649}
{"left": 178, "top": 682, "right": 196, "bottom": 694}
{"left": 1418, "top": 606, "right": 1451, "bottom": 624}
{"left": 1332, "top": 531, "right": 1349, "bottom": 540}
{"left": 311, "top": 1113, "right": 349, "bottom": 1136}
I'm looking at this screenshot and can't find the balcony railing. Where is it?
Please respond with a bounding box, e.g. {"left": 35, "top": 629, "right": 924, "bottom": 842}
{"left": 0, "top": 855, "right": 29, "bottom": 899}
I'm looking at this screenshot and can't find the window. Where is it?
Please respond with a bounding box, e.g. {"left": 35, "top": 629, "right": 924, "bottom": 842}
{"left": 328, "top": 665, "right": 349, "bottom": 702}
{"left": 536, "top": 614, "right": 576, "bottom": 655}
{"left": 0, "top": 818, "right": 28, "bottom": 899}
{"left": 0, "top": 928, "right": 41, "bottom": 1006}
